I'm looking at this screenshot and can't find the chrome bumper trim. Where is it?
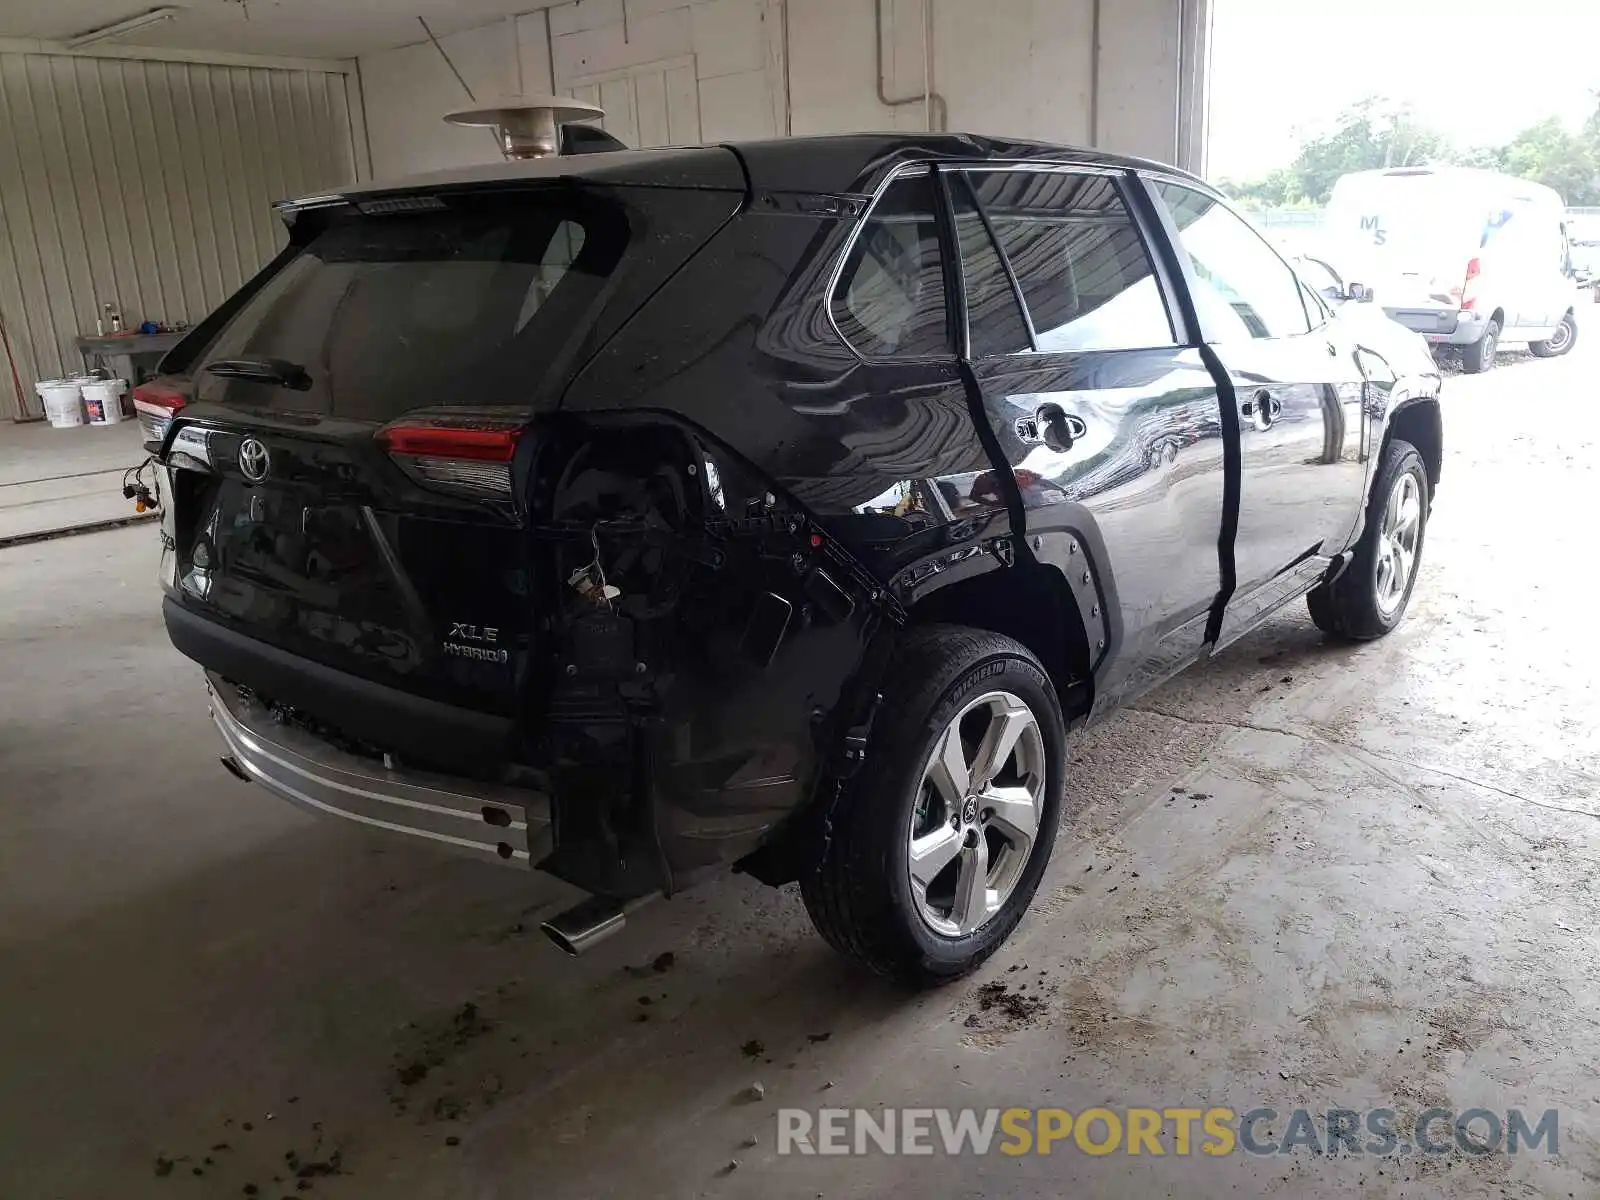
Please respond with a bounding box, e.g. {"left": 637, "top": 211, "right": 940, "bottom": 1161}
{"left": 206, "top": 672, "right": 551, "bottom": 867}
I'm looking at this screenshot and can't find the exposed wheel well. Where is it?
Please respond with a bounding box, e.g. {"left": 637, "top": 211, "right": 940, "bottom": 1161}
{"left": 905, "top": 563, "right": 1092, "bottom": 720}
{"left": 1387, "top": 400, "right": 1443, "bottom": 494}
{"left": 736, "top": 561, "right": 1092, "bottom": 889}
{"left": 1489, "top": 307, "right": 1506, "bottom": 330}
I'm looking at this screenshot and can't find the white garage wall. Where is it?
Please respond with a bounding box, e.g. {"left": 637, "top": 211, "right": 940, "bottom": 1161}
{"left": 0, "top": 50, "right": 358, "bottom": 418}
{"left": 358, "top": 19, "right": 540, "bottom": 179}
{"left": 358, "top": 0, "right": 1209, "bottom": 179}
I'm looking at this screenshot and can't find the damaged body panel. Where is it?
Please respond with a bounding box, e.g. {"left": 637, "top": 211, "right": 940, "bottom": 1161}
{"left": 522, "top": 412, "right": 894, "bottom": 896}
{"left": 154, "top": 134, "right": 1441, "bottom": 980}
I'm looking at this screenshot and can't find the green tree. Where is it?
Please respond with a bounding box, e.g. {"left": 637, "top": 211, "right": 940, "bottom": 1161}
{"left": 1453, "top": 143, "right": 1506, "bottom": 172}
{"left": 1220, "top": 92, "right": 1600, "bottom": 208}
{"left": 1285, "top": 98, "right": 1453, "bottom": 203}
{"left": 1497, "top": 117, "right": 1599, "bottom": 204}
{"left": 1216, "top": 167, "right": 1302, "bottom": 208}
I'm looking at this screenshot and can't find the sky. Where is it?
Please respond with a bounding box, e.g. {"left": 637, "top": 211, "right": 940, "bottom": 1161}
{"left": 1207, "top": 0, "right": 1600, "bottom": 180}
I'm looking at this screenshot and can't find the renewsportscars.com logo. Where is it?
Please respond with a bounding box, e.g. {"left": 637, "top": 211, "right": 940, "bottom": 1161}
{"left": 777, "top": 1107, "right": 1560, "bottom": 1158}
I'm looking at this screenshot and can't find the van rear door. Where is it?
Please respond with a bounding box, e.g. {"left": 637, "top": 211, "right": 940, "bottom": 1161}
{"left": 1326, "top": 172, "right": 1482, "bottom": 312}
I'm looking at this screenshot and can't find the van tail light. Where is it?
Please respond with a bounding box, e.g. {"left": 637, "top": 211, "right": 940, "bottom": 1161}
{"left": 1457, "top": 257, "right": 1482, "bottom": 310}
{"left": 133, "top": 379, "right": 189, "bottom": 444}
{"left": 376, "top": 414, "right": 525, "bottom": 501}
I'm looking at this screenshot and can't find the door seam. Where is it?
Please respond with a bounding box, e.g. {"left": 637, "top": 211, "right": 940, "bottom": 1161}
{"left": 956, "top": 358, "right": 1031, "bottom": 560}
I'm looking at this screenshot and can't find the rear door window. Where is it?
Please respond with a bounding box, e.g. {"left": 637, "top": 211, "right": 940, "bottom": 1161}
{"left": 194, "top": 192, "right": 628, "bottom": 420}
{"left": 966, "top": 169, "right": 1176, "bottom": 353}
{"left": 831, "top": 172, "right": 951, "bottom": 358}
{"left": 948, "top": 173, "right": 1031, "bottom": 357}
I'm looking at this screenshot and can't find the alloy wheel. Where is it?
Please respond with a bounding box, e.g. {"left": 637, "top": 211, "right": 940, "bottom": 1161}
{"left": 1375, "top": 471, "right": 1422, "bottom": 616}
{"left": 907, "top": 690, "right": 1046, "bottom": 937}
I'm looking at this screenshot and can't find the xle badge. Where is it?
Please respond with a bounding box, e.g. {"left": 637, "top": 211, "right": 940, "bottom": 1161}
{"left": 444, "top": 622, "right": 508, "bottom": 663}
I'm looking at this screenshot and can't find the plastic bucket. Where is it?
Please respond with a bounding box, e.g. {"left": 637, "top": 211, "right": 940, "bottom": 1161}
{"left": 81, "top": 378, "right": 128, "bottom": 425}
{"left": 35, "top": 379, "right": 85, "bottom": 428}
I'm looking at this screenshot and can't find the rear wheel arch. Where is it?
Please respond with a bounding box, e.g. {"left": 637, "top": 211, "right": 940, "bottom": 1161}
{"left": 904, "top": 561, "right": 1094, "bottom": 723}
{"left": 736, "top": 558, "right": 1092, "bottom": 891}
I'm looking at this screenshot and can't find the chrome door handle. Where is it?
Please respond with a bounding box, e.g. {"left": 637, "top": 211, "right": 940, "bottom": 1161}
{"left": 1015, "top": 403, "right": 1086, "bottom": 451}
{"left": 1240, "top": 391, "right": 1281, "bottom": 429}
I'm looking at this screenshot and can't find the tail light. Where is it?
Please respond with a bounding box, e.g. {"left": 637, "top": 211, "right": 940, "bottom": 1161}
{"left": 376, "top": 413, "right": 525, "bottom": 501}
{"left": 1454, "top": 257, "right": 1482, "bottom": 310}
{"left": 133, "top": 379, "right": 188, "bottom": 444}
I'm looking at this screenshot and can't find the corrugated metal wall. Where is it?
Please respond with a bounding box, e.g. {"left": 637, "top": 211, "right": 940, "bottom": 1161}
{"left": 0, "top": 52, "right": 357, "bottom": 418}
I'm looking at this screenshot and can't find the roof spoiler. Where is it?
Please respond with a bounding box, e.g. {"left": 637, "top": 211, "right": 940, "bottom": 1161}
{"left": 560, "top": 124, "right": 629, "bottom": 156}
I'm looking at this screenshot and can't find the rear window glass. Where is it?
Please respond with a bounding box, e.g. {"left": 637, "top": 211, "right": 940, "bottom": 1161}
{"left": 194, "top": 192, "right": 627, "bottom": 419}
{"left": 831, "top": 173, "right": 951, "bottom": 358}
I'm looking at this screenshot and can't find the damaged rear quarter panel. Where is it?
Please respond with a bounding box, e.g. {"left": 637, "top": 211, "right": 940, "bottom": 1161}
{"left": 526, "top": 411, "right": 891, "bottom": 894}
{"left": 546, "top": 196, "right": 1001, "bottom": 892}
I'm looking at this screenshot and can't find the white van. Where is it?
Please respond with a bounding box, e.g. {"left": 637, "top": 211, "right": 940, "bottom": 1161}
{"left": 1325, "top": 167, "right": 1580, "bottom": 372}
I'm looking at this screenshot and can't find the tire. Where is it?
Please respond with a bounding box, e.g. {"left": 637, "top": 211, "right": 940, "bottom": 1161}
{"left": 800, "top": 625, "right": 1066, "bottom": 985}
{"left": 1460, "top": 320, "right": 1499, "bottom": 373}
{"left": 1308, "top": 439, "right": 1429, "bottom": 641}
{"left": 1529, "top": 311, "right": 1577, "bottom": 357}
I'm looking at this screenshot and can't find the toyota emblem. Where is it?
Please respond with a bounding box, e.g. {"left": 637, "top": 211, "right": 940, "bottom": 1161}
{"left": 238, "top": 437, "right": 271, "bottom": 483}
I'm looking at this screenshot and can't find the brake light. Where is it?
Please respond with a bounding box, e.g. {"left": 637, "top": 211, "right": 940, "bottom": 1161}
{"left": 1459, "top": 257, "right": 1482, "bottom": 310}
{"left": 376, "top": 415, "right": 524, "bottom": 500}
{"left": 133, "top": 380, "right": 188, "bottom": 443}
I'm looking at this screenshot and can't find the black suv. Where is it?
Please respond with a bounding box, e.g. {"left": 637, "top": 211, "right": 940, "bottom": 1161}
{"left": 148, "top": 134, "right": 1442, "bottom": 984}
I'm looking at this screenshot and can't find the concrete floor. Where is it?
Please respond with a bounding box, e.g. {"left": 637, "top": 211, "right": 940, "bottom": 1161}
{"left": 2, "top": 338, "right": 1597, "bottom": 1199}
{"left": 0, "top": 418, "right": 153, "bottom": 544}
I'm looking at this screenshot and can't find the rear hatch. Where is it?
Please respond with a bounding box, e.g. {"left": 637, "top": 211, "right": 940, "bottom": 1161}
{"left": 160, "top": 177, "right": 741, "bottom": 736}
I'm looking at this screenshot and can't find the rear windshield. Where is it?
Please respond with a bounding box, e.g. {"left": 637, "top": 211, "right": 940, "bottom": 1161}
{"left": 194, "top": 191, "right": 627, "bottom": 419}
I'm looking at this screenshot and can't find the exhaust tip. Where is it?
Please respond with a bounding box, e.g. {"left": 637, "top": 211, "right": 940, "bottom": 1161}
{"left": 541, "top": 922, "right": 585, "bottom": 957}
{"left": 219, "top": 755, "right": 250, "bottom": 783}
{"left": 539, "top": 894, "right": 651, "bottom": 956}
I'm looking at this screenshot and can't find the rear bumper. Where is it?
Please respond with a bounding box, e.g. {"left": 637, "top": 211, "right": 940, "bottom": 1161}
{"left": 1383, "top": 305, "right": 1489, "bottom": 346}
{"left": 207, "top": 672, "right": 552, "bottom": 867}
{"left": 163, "top": 597, "right": 512, "bottom": 771}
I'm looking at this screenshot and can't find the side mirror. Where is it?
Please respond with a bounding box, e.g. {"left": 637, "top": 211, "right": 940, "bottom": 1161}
{"left": 1346, "top": 281, "right": 1374, "bottom": 304}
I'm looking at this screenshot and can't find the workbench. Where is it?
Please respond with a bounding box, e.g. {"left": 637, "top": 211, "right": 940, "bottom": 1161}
{"left": 74, "top": 332, "right": 185, "bottom": 386}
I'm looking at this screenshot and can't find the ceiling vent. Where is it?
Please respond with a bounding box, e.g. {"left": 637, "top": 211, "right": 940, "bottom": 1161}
{"left": 443, "top": 95, "right": 627, "bottom": 160}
